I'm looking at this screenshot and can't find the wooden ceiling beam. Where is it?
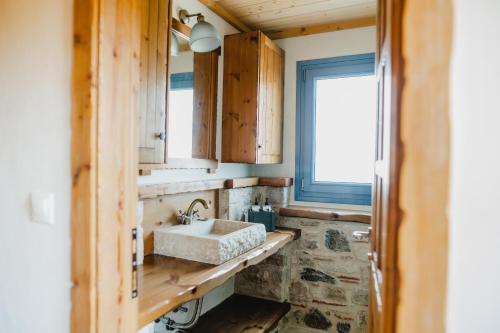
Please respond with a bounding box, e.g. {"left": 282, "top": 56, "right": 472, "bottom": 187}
{"left": 197, "top": 0, "right": 252, "bottom": 32}
{"left": 265, "top": 16, "right": 376, "bottom": 40}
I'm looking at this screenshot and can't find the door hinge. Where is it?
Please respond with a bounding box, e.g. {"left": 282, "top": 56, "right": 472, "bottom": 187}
{"left": 131, "top": 228, "right": 138, "bottom": 299}
{"left": 301, "top": 178, "right": 305, "bottom": 191}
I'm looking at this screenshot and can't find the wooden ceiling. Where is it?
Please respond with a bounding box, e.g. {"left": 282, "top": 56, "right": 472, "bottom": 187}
{"left": 198, "top": 0, "right": 376, "bottom": 39}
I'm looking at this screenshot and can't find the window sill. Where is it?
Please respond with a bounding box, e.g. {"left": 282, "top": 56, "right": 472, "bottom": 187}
{"left": 278, "top": 205, "right": 371, "bottom": 224}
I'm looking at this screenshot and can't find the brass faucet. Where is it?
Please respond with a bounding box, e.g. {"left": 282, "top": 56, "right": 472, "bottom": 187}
{"left": 178, "top": 198, "right": 210, "bottom": 224}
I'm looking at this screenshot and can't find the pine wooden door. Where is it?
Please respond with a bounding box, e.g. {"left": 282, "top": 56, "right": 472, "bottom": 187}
{"left": 256, "top": 33, "right": 284, "bottom": 164}
{"left": 369, "top": 0, "right": 403, "bottom": 332}
{"left": 138, "top": 0, "right": 170, "bottom": 163}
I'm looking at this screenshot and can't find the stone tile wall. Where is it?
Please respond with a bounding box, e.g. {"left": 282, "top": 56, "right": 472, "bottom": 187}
{"left": 220, "top": 185, "right": 370, "bottom": 333}
{"left": 218, "top": 186, "right": 290, "bottom": 221}
{"left": 235, "top": 215, "right": 371, "bottom": 333}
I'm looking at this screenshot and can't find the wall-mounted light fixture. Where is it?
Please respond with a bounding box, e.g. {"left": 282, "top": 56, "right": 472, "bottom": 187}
{"left": 179, "top": 9, "right": 221, "bottom": 53}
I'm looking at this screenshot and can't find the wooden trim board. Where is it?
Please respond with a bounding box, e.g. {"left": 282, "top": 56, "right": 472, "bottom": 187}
{"left": 278, "top": 206, "right": 371, "bottom": 224}
{"left": 138, "top": 158, "right": 219, "bottom": 175}
{"left": 71, "top": 0, "right": 140, "bottom": 331}
{"left": 258, "top": 177, "right": 293, "bottom": 187}
{"left": 265, "top": 16, "right": 376, "bottom": 40}
{"left": 138, "top": 177, "right": 293, "bottom": 199}
{"left": 172, "top": 17, "right": 190, "bottom": 41}
{"left": 139, "top": 179, "right": 225, "bottom": 199}
{"left": 396, "top": 0, "right": 452, "bottom": 332}
{"left": 225, "top": 177, "right": 259, "bottom": 188}
{"left": 138, "top": 230, "right": 296, "bottom": 327}
{"left": 71, "top": 0, "right": 98, "bottom": 330}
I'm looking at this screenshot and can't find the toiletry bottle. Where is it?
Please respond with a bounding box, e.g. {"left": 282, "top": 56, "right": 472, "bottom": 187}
{"left": 263, "top": 197, "right": 272, "bottom": 212}
{"left": 251, "top": 197, "right": 260, "bottom": 212}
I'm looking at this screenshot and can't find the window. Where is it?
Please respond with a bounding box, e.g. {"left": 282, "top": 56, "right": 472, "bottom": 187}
{"left": 295, "top": 53, "right": 376, "bottom": 205}
{"left": 168, "top": 72, "right": 193, "bottom": 158}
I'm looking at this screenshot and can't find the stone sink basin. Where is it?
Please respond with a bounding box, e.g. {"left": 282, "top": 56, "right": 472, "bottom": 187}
{"left": 154, "top": 219, "right": 267, "bottom": 265}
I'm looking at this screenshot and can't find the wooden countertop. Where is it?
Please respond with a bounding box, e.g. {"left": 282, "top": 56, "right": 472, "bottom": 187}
{"left": 137, "top": 229, "right": 297, "bottom": 328}
{"left": 278, "top": 206, "right": 371, "bottom": 224}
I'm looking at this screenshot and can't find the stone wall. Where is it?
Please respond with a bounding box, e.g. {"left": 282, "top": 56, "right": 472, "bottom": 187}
{"left": 218, "top": 186, "right": 290, "bottom": 221}
{"left": 235, "top": 215, "right": 370, "bottom": 333}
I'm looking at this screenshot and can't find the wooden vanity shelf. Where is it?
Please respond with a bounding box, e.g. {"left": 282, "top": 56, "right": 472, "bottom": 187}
{"left": 137, "top": 229, "right": 298, "bottom": 328}
{"left": 187, "top": 294, "right": 290, "bottom": 333}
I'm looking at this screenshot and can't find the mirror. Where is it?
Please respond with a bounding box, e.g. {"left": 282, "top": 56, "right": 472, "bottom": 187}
{"left": 166, "top": 21, "right": 220, "bottom": 165}
{"left": 168, "top": 47, "right": 194, "bottom": 158}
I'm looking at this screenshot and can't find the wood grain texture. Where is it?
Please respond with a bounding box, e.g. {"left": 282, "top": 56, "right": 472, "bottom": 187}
{"left": 368, "top": 0, "right": 403, "bottom": 332}
{"left": 139, "top": 179, "right": 225, "bottom": 199}
{"left": 224, "top": 177, "right": 259, "bottom": 188}
{"left": 257, "top": 33, "right": 284, "bottom": 164}
{"left": 192, "top": 50, "right": 219, "bottom": 160}
{"left": 258, "top": 177, "right": 292, "bottom": 187}
{"left": 222, "top": 31, "right": 284, "bottom": 164}
{"left": 396, "top": 0, "right": 452, "bottom": 332}
{"left": 215, "top": 0, "right": 376, "bottom": 32}
{"left": 138, "top": 159, "right": 219, "bottom": 174}
{"left": 96, "top": 0, "right": 141, "bottom": 330}
{"left": 72, "top": 0, "right": 140, "bottom": 331}
{"left": 172, "top": 17, "right": 190, "bottom": 41}
{"left": 142, "top": 190, "right": 218, "bottom": 255}
{"left": 265, "top": 16, "right": 376, "bottom": 40}
{"left": 197, "top": 0, "right": 252, "bottom": 32}
{"left": 138, "top": 230, "right": 296, "bottom": 326}
{"left": 187, "top": 295, "right": 290, "bottom": 333}
{"left": 71, "top": 0, "right": 98, "bottom": 331}
{"left": 138, "top": 0, "right": 170, "bottom": 163}
{"left": 138, "top": 177, "right": 293, "bottom": 199}
{"left": 222, "top": 31, "right": 260, "bottom": 163}
{"left": 278, "top": 206, "right": 370, "bottom": 224}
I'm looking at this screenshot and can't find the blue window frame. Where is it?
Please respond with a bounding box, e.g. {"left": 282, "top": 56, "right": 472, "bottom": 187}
{"left": 170, "top": 72, "right": 193, "bottom": 90}
{"left": 295, "top": 53, "right": 375, "bottom": 206}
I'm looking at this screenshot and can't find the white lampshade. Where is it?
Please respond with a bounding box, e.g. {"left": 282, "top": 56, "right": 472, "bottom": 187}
{"left": 189, "top": 19, "right": 221, "bottom": 52}
{"left": 171, "top": 32, "right": 179, "bottom": 56}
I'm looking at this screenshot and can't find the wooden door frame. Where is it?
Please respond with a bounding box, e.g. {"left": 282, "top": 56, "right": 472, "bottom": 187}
{"left": 370, "top": 0, "right": 452, "bottom": 332}
{"left": 396, "top": 0, "right": 452, "bottom": 332}
{"left": 71, "top": 0, "right": 139, "bottom": 332}
{"left": 69, "top": 0, "right": 452, "bottom": 332}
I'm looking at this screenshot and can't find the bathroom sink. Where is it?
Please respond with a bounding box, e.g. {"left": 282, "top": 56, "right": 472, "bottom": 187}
{"left": 154, "top": 219, "right": 267, "bottom": 265}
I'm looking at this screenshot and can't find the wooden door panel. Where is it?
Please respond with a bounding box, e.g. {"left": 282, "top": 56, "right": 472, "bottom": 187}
{"left": 221, "top": 31, "right": 260, "bottom": 163}
{"left": 257, "top": 33, "right": 284, "bottom": 164}
{"left": 138, "top": 0, "right": 170, "bottom": 164}
{"left": 369, "top": 0, "right": 403, "bottom": 332}
{"left": 192, "top": 50, "right": 219, "bottom": 160}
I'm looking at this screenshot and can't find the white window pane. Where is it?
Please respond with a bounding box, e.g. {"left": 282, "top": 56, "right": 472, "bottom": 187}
{"left": 168, "top": 89, "right": 193, "bottom": 158}
{"left": 314, "top": 75, "right": 376, "bottom": 183}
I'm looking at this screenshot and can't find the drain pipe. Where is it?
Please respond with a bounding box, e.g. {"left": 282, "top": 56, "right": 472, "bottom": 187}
{"left": 160, "top": 297, "right": 204, "bottom": 331}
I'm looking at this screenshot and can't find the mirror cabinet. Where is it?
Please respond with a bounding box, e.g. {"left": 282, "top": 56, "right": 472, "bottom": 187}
{"left": 138, "top": 0, "right": 219, "bottom": 174}
{"left": 137, "top": 0, "right": 285, "bottom": 174}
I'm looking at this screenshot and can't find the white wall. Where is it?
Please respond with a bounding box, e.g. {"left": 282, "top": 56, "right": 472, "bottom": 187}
{"left": 0, "top": 0, "right": 72, "bottom": 332}
{"left": 138, "top": 0, "right": 251, "bottom": 186}
{"left": 251, "top": 27, "right": 376, "bottom": 211}
{"left": 447, "top": 1, "right": 500, "bottom": 332}
{"left": 170, "top": 50, "right": 194, "bottom": 73}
